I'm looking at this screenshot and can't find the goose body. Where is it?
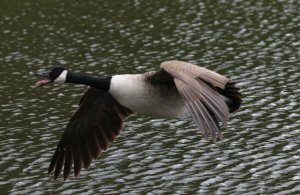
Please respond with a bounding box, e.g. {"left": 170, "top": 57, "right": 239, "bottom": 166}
{"left": 109, "top": 74, "right": 188, "bottom": 118}
{"left": 35, "top": 60, "right": 242, "bottom": 180}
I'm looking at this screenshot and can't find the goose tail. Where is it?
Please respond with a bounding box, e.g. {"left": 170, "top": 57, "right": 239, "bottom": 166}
{"left": 219, "top": 82, "right": 242, "bottom": 113}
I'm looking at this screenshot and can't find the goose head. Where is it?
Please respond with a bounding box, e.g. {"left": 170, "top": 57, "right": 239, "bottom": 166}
{"left": 35, "top": 67, "right": 68, "bottom": 87}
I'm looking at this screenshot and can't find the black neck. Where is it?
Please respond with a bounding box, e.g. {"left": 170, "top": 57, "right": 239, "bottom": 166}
{"left": 66, "top": 72, "right": 111, "bottom": 91}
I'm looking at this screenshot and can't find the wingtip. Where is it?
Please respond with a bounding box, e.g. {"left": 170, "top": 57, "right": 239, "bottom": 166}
{"left": 54, "top": 171, "right": 60, "bottom": 180}
{"left": 53, "top": 174, "right": 58, "bottom": 180}
{"left": 63, "top": 169, "right": 71, "bottom": 181}
{"left": 49, "top": 167, "right": 74, "bottom": 181}
{"left": 218, "top": 131, "right": 224, "bottom": 140}
{"left": 74, "top": 170, "right": 80, "bottom": 177}
{"left": 48, "top": 168, "right": 53, "bottom": 175}
{"left": 63, "top": 175, "right": 68, "bottom": 181}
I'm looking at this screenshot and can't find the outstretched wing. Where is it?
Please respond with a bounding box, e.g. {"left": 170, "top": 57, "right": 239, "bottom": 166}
{"left": 160, "top": 60, "right": 231, "bottom": 141}
{"left": 48, "top": 88, "right": 133, "bottom": 180}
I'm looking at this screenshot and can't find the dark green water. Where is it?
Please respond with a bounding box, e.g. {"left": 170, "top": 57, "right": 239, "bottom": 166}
{"left": 0, "top": 0, "right": 299, "bottom": 194}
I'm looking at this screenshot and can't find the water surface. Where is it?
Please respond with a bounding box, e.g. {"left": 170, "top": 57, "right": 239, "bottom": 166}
{"left": 0, "top": 0, "right": 299, "bottom": 194}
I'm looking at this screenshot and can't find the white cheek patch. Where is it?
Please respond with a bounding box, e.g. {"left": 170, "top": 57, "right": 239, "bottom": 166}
{"left": 54, "top": 70, "right": 68, "bottom": 83}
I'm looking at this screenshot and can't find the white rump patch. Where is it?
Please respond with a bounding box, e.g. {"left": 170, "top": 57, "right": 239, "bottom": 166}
{"left": 54, "top": 70, "right": 68, "bottom": 83}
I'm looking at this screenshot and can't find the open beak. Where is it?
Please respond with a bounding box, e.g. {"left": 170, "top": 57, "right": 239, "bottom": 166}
{"left": 35, "top": 70, "right": 52, "bottom": 87}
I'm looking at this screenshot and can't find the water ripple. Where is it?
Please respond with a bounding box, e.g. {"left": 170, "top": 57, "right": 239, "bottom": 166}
{"left": 0, "top": 0, "right": 300, "bottom": 194}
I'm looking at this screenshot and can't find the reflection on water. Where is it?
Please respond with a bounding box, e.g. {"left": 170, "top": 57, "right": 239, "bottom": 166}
{"left": 0, "top": 0, "right": 299, "bottom": 194}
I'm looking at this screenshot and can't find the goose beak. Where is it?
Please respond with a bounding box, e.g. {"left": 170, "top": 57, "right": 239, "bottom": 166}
{"left": 35, "top": 70, "right": 51, "bottom": 87}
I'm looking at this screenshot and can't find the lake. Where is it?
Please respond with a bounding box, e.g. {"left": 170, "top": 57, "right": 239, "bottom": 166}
{"left": 0, "top": 0, "right": 299, "bottom": 194}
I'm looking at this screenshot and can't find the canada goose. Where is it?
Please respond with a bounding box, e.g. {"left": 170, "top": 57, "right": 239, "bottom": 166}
{"left": 35, "top": 60, "right": 242, "bottom": 180}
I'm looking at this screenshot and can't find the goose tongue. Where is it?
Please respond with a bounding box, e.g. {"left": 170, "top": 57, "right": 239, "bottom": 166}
{"left": 35, "top": 70, "right": 51, "bottom": 87}
{"left": 35, "top": 79, "right": 51, "bottom": 87}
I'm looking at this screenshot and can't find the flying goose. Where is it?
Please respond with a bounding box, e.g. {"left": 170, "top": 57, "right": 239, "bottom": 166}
{"left": 35, "top": 60, "right": 242, "bottom": 180}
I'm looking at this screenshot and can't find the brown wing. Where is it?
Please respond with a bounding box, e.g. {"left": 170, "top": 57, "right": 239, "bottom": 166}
{"left": 48, "top": 88, "right": 133, "bottom": 180}
{"left": 160, "top": 60, "right": 231, "bottom": 141}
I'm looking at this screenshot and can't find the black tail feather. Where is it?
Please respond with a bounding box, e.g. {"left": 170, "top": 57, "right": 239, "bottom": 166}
{"left": 218, "top": 82, "right": 242, "bottom": 113}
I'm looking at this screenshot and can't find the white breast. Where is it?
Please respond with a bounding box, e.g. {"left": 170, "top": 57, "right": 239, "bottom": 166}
{"left": 109, "top": 74, "right": 188, "bottom": 118}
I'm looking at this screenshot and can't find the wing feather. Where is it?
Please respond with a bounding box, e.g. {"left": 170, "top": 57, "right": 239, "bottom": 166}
{"left": 163, "top": 61, "right": 230, "bottom": 140}
{"left": 73, "top": 144, "right": 82, "bottom": 177}
{"left": 48, "top": 88, "right": 133, "bottom": 180}
{"left": 81, "top": 138, "right": 92, "bottom": 169}
{"left": 161, "top": 60, "right": 229, "bottom": 89}
{"left": 63, "top": 147, "right": 73, "bottom": 180}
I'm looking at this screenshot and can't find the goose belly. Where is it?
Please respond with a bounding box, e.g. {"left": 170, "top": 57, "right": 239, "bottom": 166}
{"left": 109, "top": 74, "right": 188, "bottom": 118}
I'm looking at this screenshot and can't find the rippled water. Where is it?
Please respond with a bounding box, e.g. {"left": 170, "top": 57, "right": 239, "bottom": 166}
{"left": 0, "top": 0, "right": 299, "bottom": 194}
